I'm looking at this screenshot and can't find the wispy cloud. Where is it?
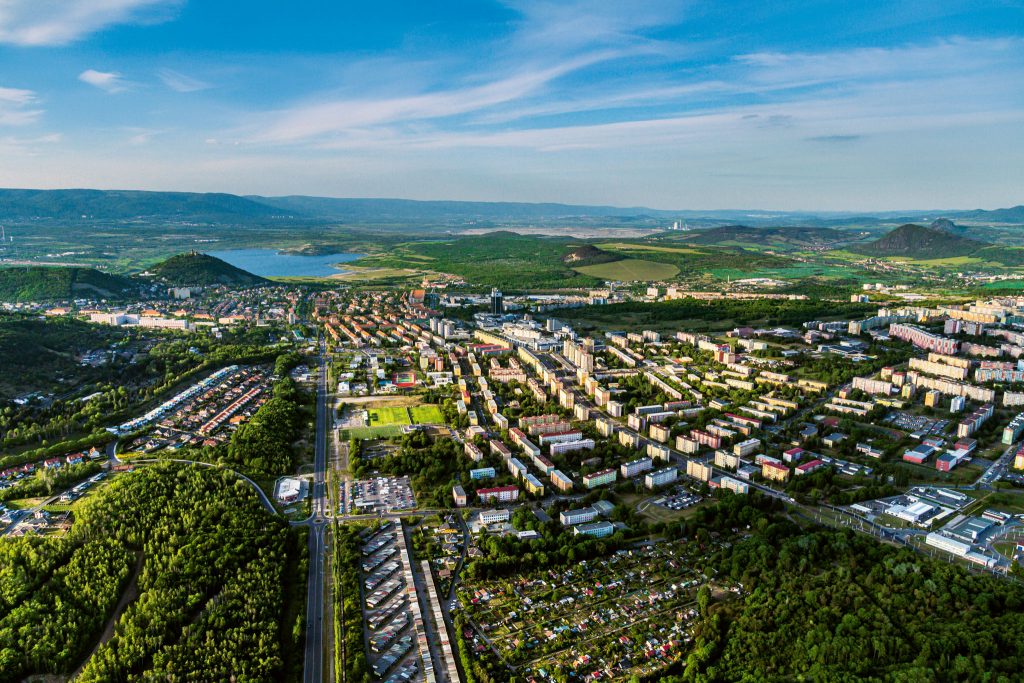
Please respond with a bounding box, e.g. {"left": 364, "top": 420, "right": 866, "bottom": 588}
{"left": 0, "top": 132, "right": 61, "bottom": 157}
{"left": 79, "top": 69, "right": 128, "bottom": 93}
{"left": 735, "top": 37, "right": 1024, "bottom": 89}
{"left": 499, "top": 0, "right": 688, "bottom": 54}
{"left": 807, "top": 134, "right": 862, "bottom": 143}
{"left": 157, "top": 68, "right": 212, "bottom": 93}
{"left": 245, "top": 2, "right": 689, "bottom": 145}
{"left": 0, "top": 0, "right": 181, "bottom": 47}
{"left": 242, "top": 35, "right": 1024, "bottom": 156}
{"left": 0, "top": 85, "right": 41, "bottom": 125}
{"left": 250, "top": 52, "right": 620, "bottom": 143}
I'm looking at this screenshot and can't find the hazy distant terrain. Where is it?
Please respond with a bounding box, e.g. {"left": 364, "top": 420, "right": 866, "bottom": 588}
{"left": 0, "top": 188, "right": 1021, "bottom": 280}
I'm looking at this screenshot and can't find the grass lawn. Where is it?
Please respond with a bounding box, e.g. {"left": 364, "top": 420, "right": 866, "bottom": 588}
{"left": 982, "top": 279, "right": 1024, "bottom": 290}
{"left": 343, "top": 425, "right": 405, "bottom": 439}
{"left": 5, "top": 497, "right": 46, "bottom": 510}
{"left": 409, "top": 404, "right": 444, "bottom": 424}
{"left": 368, "top": 406, "right": 411, "bottom": 426}
{"left": 574, "top": 258, "right": 680, "bottom": 281}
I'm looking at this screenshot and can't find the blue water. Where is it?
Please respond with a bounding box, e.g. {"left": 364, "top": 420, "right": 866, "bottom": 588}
{"left": 208, "top": 249, "right": 363, "bottom": 277}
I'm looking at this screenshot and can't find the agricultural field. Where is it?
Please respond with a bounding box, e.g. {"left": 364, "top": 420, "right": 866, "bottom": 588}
{"left": 574, "top": 258, "right": 679, "bottom": 281}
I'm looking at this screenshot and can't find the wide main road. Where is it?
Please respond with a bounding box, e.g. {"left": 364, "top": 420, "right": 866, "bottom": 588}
{"left": 304, "top": 339, "right": 330, "bottom": 683}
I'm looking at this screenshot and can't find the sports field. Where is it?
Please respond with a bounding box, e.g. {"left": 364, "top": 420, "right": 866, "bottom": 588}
{"left": 368, "top": 406, "right": 411, "bottom": 426}
{"left": 573, "top": 258, "right": 679, "bottom": 281}
{"left": 366, "top": 403, "right": 443, "bottom": 427}
{"left": 409, "top": 404, "right": 444, "bottom": 424}
{"left": 344, "top": 425, "right": 405, "bottom": 439}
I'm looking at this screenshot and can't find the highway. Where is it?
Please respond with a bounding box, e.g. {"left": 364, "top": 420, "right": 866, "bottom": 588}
{"left": 303, "top": 339, "right": 330, "bottom": 683}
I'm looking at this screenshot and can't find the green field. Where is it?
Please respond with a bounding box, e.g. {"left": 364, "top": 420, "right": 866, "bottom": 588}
{"left": 597, "top": 242, "right": 701, "bottom": 255}
{"left": 574, "top": 258, "right": 680, "bottom": 281}
{"left": 344, "top": 425, "right": 405, "bottom": 439}
{"left": 368, "top": 406, "right": 412, "bottom": 426}
{"left": 409, "top": 404, "right": 444, "bottom": 424}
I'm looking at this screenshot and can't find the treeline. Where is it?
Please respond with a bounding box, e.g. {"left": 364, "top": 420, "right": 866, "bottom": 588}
{"left": 0, "top": 430, "right": 111, "bottom": 471}
{"left": 225, "top": 375, "right": 307, "bottom": 476}
{"left": 0, "top": 460, "right": 102, "bottom": 502}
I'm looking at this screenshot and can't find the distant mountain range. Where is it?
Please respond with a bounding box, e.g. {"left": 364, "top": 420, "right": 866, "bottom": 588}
{"left": 0, "top": 188, "right": 285, "bottom": 221}
{"left": 675, "top": 225, "right": 853, "bottom": 248}
{"left": 0, "top": 187, "right": 1020, "bottom": 227}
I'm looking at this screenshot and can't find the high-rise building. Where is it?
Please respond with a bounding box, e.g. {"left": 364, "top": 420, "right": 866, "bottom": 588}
{"left": 490, "top": 288, "right": 504, "bottom": 315}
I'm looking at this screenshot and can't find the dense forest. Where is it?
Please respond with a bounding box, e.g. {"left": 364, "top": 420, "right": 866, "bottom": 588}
{"left": 0, "top": 265, "right": 137, "bottom": 302}
{"left": 0, "top": 463, "right": 306, "bottom": 682}
{"left": 672, "top": 496, "right": 1024, "bottom": 683}
{"left": 225, "top": 374, "right": 307, "bottom": 476}
{"left": 0, "top": 315, "right": 128, "bottom": 400}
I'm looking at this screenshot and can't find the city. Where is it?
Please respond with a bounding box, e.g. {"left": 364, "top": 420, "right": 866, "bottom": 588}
{"left": 2, "top": 1, "right": 1024, "bottom": 682}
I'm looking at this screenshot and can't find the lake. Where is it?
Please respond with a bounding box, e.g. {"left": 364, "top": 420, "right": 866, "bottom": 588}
{"left": 208, "top": 249, "right": 363, "bottom": 277}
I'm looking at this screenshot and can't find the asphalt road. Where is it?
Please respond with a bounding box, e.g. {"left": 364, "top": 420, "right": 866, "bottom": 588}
{"left": 303, "top": 340, "right": 330, "bottom": 683}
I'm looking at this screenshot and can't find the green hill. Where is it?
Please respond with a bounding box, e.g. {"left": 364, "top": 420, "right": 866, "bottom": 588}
{"left": 949, "top": 205, "right": 1024, "bottom": 224}
{"left": 0, "top": 266, "right": 137, "bottom": 301}
{"left": 678, "top": 225, "right": 850, "bottom": 249}
{"left": 852, "top": 223, "right": 987, "bottom": 259}
{"left": 146, "top": 252, "right": 269, "bottom": 287}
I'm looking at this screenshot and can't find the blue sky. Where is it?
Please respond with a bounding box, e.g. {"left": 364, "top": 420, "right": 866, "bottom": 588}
{"left": 0, "top": 0, "right": 1022, "bottom": 210}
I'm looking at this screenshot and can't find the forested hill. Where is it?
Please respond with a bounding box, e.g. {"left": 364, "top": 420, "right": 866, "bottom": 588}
{"left": 679, "top": 225, "right": 849, "bottom": 248}
{"left": 145, "top": 252, "right": 269, "bottom": 287}
{"left": 0, "top": 188, "right": 287, "bottom": 221}
{"left": 853, "top": 223, "right": 987, "bottom": 258}
{"left": 0, "top": 266, "right": 138, "bottom": 301}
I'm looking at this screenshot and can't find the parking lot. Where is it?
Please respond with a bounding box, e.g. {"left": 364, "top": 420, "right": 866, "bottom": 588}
{"left": 358, "top": 522, "right": 425, "bottom": 681}
{"left": 345, "top": 476, "right": 416, "bottom": 514}
{"left": 653, "top": 488, "right": 703, "bottom": 512}
{"left": 884, "top": 411, "right": 949, "bottom": 436}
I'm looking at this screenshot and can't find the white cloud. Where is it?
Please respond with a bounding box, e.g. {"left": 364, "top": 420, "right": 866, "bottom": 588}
{"left": 0, "top": 0, "right": 181, "bottom": 46}
{"left": 157, "top": 68, "right": 211, "bottom": 93}
{"left": 79, "top": 69, "right": 128, "bottom": 93}
{"left": 247, "top": 35, "right": 1024, "bottom": 155}
{"left": 500, "top": 0, "right": 687, "bottom": 54}
{"left": 735, "top": 37, "right": 1024, "bottom": 89}
{"left": 0, "top": 85, "right": 41, "bottom": 125}
{"left": 251, "top": 52, "right": 619, "bottom": 143}
{"left": 125, "top": 127, "right": 163, "bottom": 145}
